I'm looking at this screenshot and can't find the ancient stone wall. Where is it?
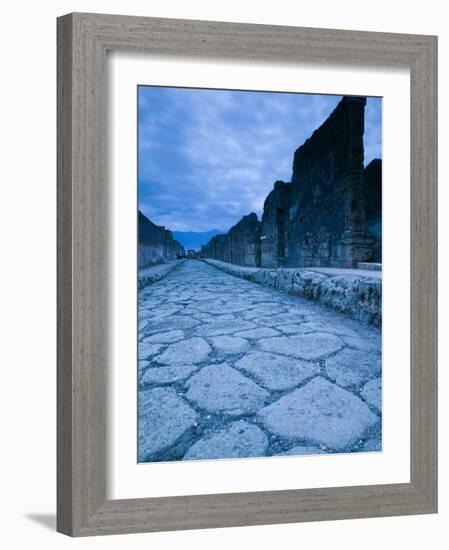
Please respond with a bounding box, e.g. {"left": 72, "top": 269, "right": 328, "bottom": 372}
{"left": 202, "top": 96, "right": 382, "bottom": 269}
{"left": 138, "top": 211, "right": 185, "bottom": 269}
{"left": 260, "top": 180, "right": 291, "bottom": 268}
{"left": 227, "top": 213, "right": 262, "bottom": 267}
{"left": 201, "top": 214, "right": 261, "bottom": 267}
{"left": 363, "top": 159, "right": 382, "bottom": 263}
{"left": 201, "top": 233, "right": 230, "bottom": 263}
{"left": 287, "top": 96, "right": 373, "bottom": 268}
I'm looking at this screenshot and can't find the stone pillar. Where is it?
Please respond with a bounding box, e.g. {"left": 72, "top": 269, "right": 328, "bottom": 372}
{"left": 339, "top": 97, "right": 374, "bottom": 267}
{"left": 341, "top": 173, "right": 375, "bottom": 267}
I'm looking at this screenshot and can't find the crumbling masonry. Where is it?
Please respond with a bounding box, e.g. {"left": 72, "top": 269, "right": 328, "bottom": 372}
{"left": 139, "top": 211, "right": 184, "bottom": 268}
{"left": 202, "top": 96, "right": 382, "bottom": 268}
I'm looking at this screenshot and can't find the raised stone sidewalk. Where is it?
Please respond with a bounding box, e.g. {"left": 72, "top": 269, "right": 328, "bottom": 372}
{"left": 203, "top": 259, "right": 381, "bottom": 327}
{"left": 139, "top": 259, "right": 185, "bottom": 289}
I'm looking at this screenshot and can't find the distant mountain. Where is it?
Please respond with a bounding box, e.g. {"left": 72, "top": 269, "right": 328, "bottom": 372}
{"left": 173, "top": 229, "right": 225, "bottom": 251}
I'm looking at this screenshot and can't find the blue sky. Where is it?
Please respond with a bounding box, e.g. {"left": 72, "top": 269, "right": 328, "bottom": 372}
{"left": 138, "top": 87, "right": 381, "bottom": 233}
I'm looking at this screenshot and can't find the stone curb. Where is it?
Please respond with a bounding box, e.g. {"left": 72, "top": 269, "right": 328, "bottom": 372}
{"left": 203, "top": 259, "right": 381, "bottom": 327}
{"left": 138, "top": 260, "right": 185, "bottom": 290}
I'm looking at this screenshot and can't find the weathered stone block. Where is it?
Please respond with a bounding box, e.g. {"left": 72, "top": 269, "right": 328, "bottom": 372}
{"left": 183, "top": 421, "right": 268, "bottom": 460}
{"left": 235, "top": 350, "right": 320, "bottom": 391}
{"left": 325, "top": 347, "right": 382, "bottom": 389}
{"left": 185, "top": 364, "right": 270, "bottom": 416}
{"left": 257, "top": 376, "right": 379, "bottom": 450}
{"left": 257, "top": 332, "right": 344, "bottom": 360}
{"left": 140, "top": 364, "right": 199, "bottom": 385}
{"left": 154, "top": 337, "right": 211, "bottom": 365}
{"left": 361, "top": 377, "right": 382, "bottom": 412}
{"left": 138, "top": 387, "right": 197, "bottom": 461}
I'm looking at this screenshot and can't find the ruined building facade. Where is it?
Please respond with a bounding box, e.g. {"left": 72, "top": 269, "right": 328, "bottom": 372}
{"left": 139, "top": 211, "right": 185, "bottom": 269}
{"left": 202, "top": 96, "right": 382, "bottom": 269}
{"left": 202, "top": 213, "right": 261, "bottom": 267}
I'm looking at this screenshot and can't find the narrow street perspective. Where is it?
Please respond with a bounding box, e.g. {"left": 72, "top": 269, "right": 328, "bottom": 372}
{"left": 137, "top": 90, "right": 382, "bottom": 463}
{"left": 138, "top": 260, "right": 381, "bottom": 462}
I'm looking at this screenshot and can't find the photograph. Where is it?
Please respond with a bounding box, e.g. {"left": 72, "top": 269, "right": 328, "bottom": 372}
{"left": 137, "top": 85, "right": 382, "bottom": 463}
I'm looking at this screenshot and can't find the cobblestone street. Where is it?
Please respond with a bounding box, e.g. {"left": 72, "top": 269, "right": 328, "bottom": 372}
{"left": 138, "top": 260, "right": 382, "bottom": 462}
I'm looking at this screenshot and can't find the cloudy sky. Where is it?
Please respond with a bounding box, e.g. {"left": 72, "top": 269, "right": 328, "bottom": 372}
{"left": 138, "top": 86, "right": 381, "bottom": 233}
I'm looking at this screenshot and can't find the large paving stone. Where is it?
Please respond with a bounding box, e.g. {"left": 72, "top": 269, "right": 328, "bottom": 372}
{"left": 257, "top": 312, "right": 305, "bottom": 327}
{"left": 241, "top": 304, "right": 287, "bottom": 320}
{"left": 138, "top": 297, "right": 165, "bottom": 309}
{"left": 192, "top": 319, "right": 256, "bottom": 337}
{"left": 154, "top": 337, "right": 211, "bottom": 365}
{"left": 235, "top": 327, "right": 280, "bottom": 339}
{"left": 276, "top": 324, "right": 312, "bottom": 335}
{"left": 200, "top": 313, "right": 238, "bottom": 323}
{"left": 342, "top": 333, "right": 381, "bottom": 352}
{"left": 211, "top": 335, "right": 250, "bottom": 355}
{"left": 185, "top": 364, "right": 270, "bottom": 416}
{"left": 139, "top": 306, "right": 179, "bottom": 320}
{"left": 138, "top": 321, "right": 149, "bottom": 333}
{"left": 301, "top": 321, "right": 358, "bottom": 337}
{"left": 142, "top": 330, "right": 185, "bottom": 344}
{"left": 141, "top": 365, "right": 199, "bottom": 385}
{"left": 145, "top": 305, "right": 181, "bottom": 320}
{"left": 183, "top": 421, "right": 268, "bottom": 460}
{"left": 257, "top": 332, "right": 344, "bottom": 361}
{"left": 139, "top": 342, "right": 164, "bottom": 360}
{"left": 189, "top": 292, "right": 217, "bottom": 302}
{"left": 190, "top": 312, "right": 215, "bottom": 323}
{"left": 194, "top": 300, "right": 248, "bottom": 314}
{"left": 325, "top": 348, "right": 381, "bottom": 388}
{"left": 246, "top": 293, "right": 280, "bottom": 302}
{"left": 138, "top": 387, "right": 197, "bottom": 461}
{"left": 144, "top": 316, "right": 201, "bottom": 334}
{"left": 166, "top": 291, "right": 194, "bottom": 301}
{"left": 257, "top": 376, "right": 379, "bottom": 450}
{"left": 361, "top": 377, "right": 382, "bottom": 412}
{"left": 235, "top": 351, "right": 319, "bottom": 391}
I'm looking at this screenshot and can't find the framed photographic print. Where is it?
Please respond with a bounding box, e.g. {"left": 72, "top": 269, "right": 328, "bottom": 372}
{"left": 57, "top": 13, "right": 437, "bottom": 536}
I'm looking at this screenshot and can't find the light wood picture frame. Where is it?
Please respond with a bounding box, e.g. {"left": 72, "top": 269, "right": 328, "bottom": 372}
{"left": 57, "top": 12, "right": 437, "bottom": 536}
